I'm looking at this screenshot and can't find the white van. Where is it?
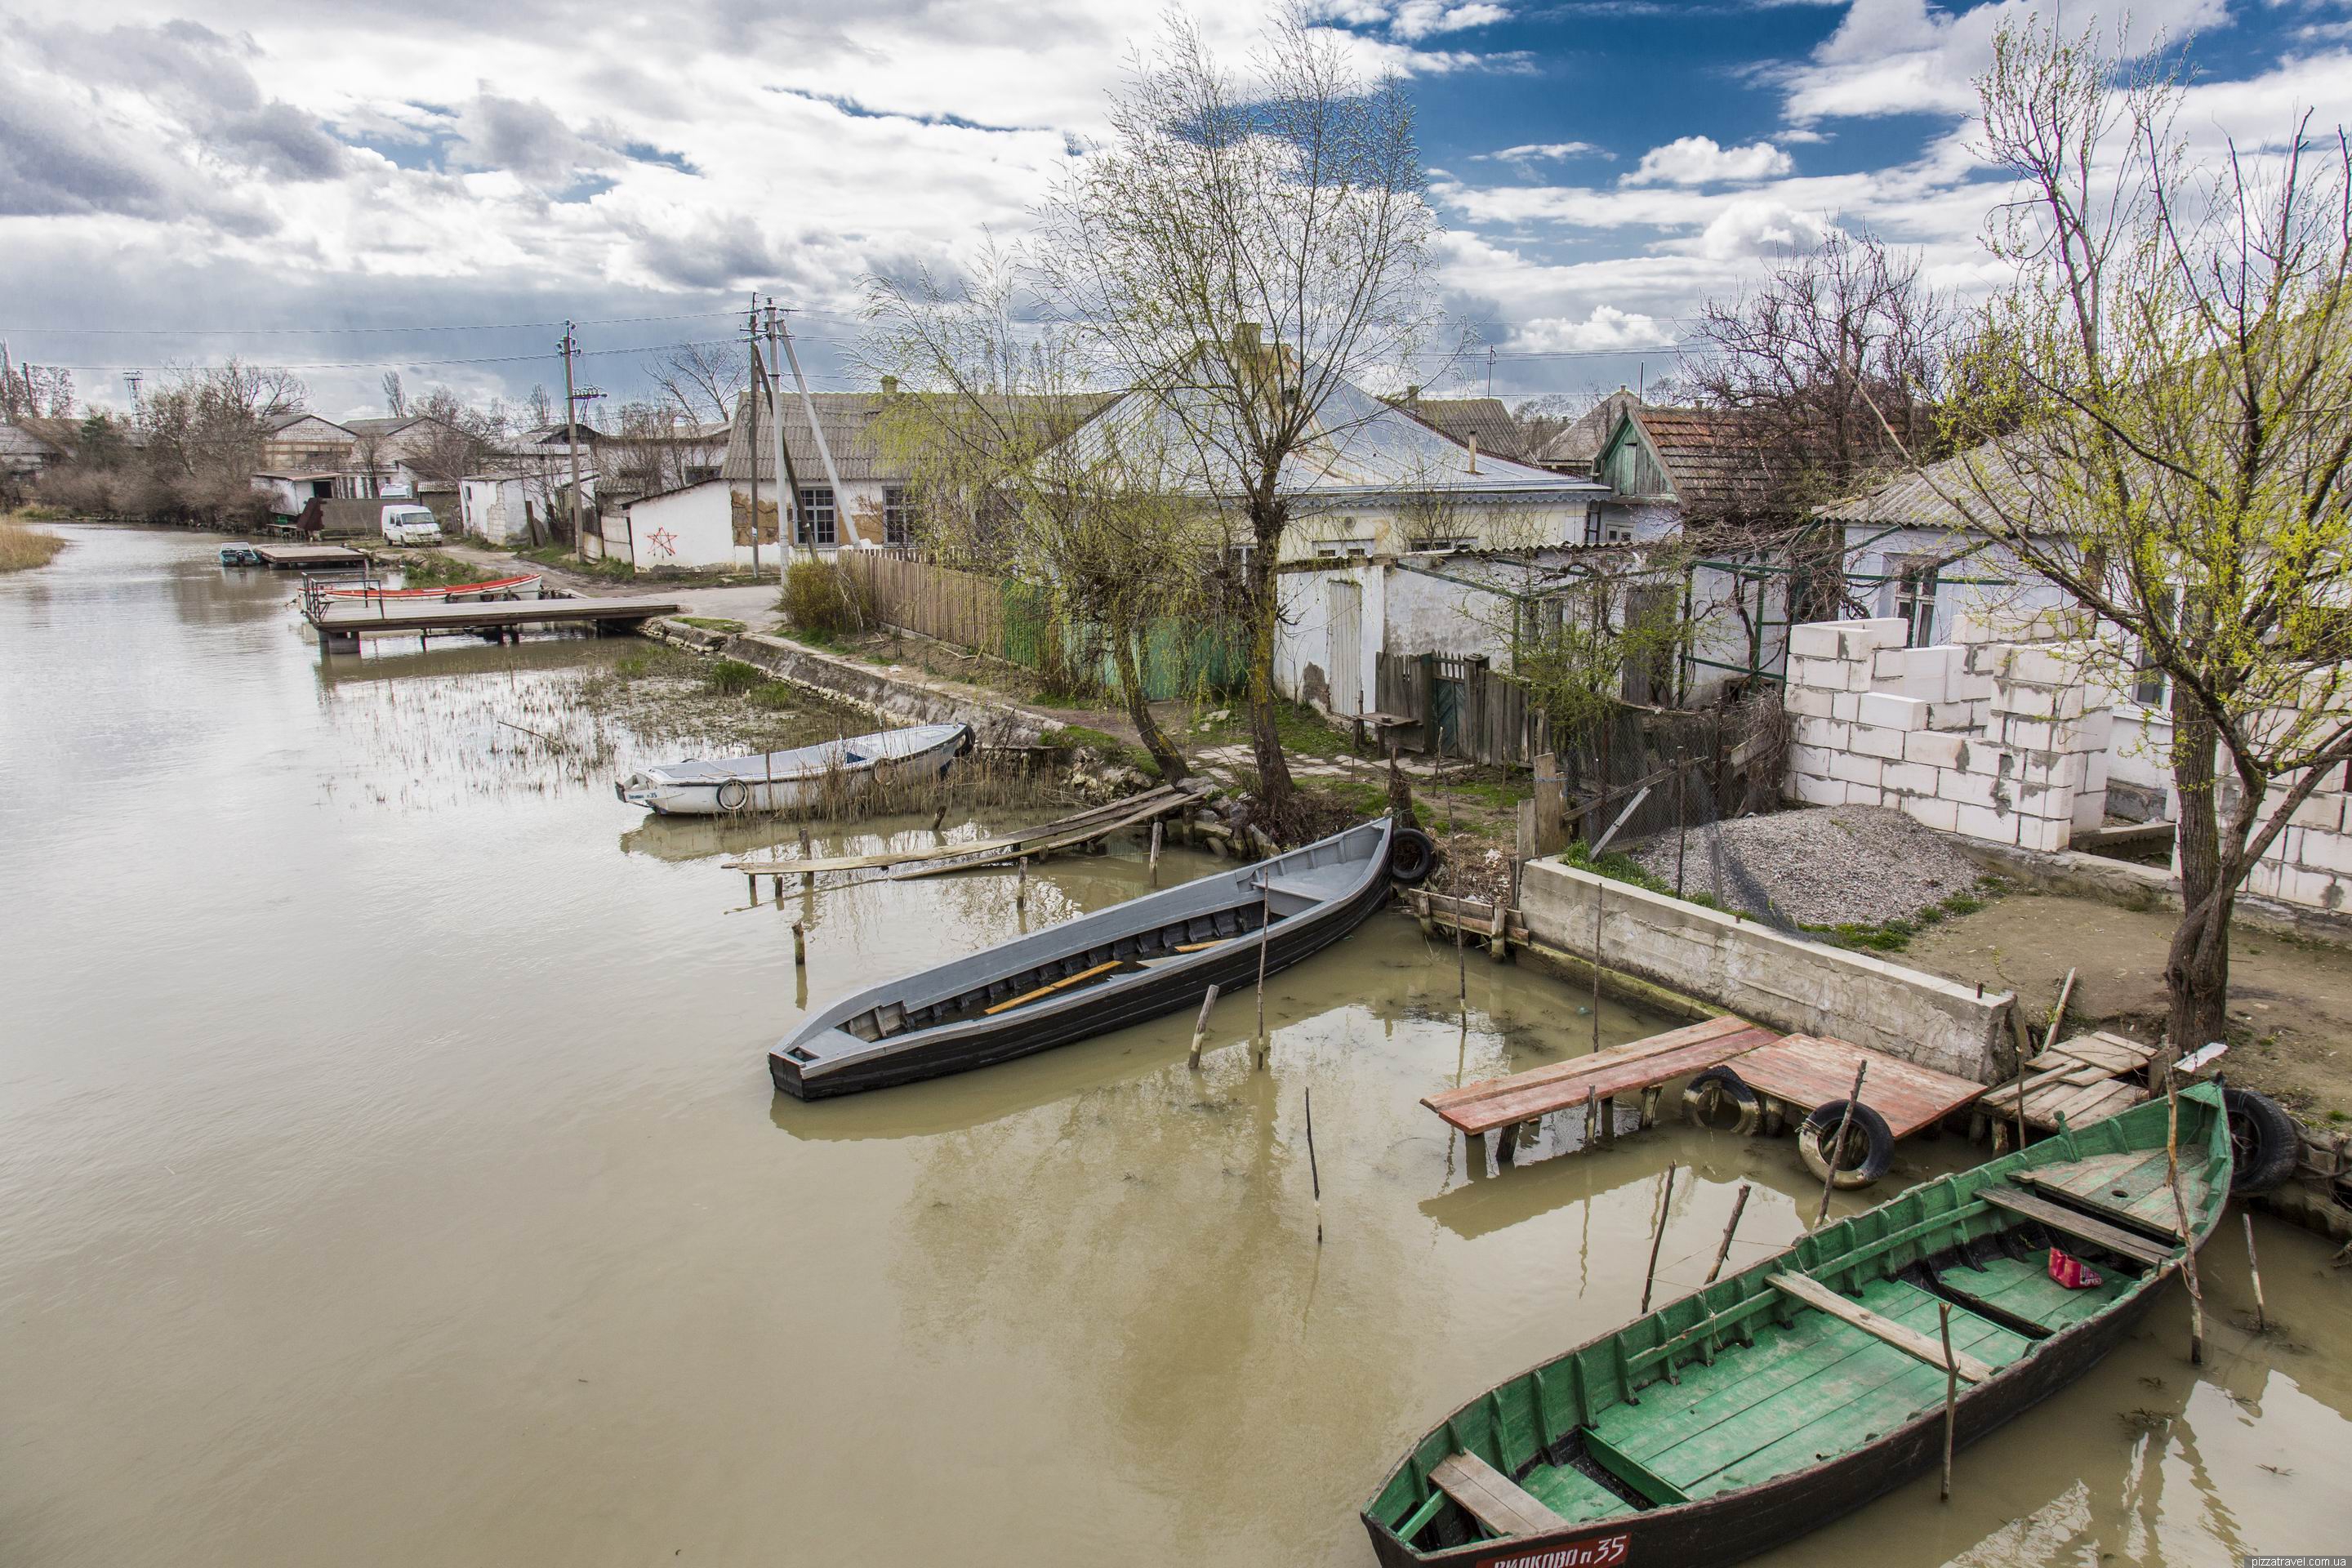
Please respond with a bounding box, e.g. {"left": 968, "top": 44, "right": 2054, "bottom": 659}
{"left": 380, "top": 504, "right": 443, "bottom": 546}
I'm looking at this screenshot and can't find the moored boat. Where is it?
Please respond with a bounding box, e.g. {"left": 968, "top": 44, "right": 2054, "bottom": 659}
{"left": 219, "top": 546, "right": 263, "bottom": 566}
{"left": 770, "top": 816, "right": 1428, "bottom": 1098}
{"left": 615, "top": 721, "right": 973, "bottom": 816}
{"left": 1361, "top": 1083, "right": 2235, "bottom": 1568}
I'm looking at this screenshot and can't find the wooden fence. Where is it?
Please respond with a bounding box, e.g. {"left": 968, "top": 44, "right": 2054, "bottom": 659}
{"left": 836, "top": 548, "right": 1241, "bottom": 701}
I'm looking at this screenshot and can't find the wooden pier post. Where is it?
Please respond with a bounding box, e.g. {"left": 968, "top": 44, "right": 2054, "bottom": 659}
{"left": 2164, "top": 1073, "right": 2206, "bottom": 1365}
{"left": 1255, "top": 887, "right": 1271, "bottom": 1067}
{"left": 1812, "top": 1062, "right": 1869, "bottom": 1227}
{"left": 1588, "top": 880, "right": 1604, "bottom": 1059}
{"left": 1582, "top": 1085, "right": 1599, "bottom": 1151}
{"left": 1938, "top": 1301, "right": 1958, "bottom": 1500}
{"left": 1640, "top": 1164, "right": 1677, "bottom": 1313}
{"left": 1188, "top": 983, "right": 1220, "bottom": 1070}
{"left": 1305, "top": 1087, "right": 1323, "bottom": 1247}
{"left": 2243, "top": 1211, "right": 2268, "bottom": 1333}
{"left": 1148, "top": 820, "right": 1162, "bottom": 886}
{"left": 791, "top": 920, "right": 806, "bottom": 968}
{"left": 1015, "top": 857, "right": 1027, "bottom": 911}
{"left": 931, "top": 805, "right": 947, "bottom": 840}
{"left": 1705, "top": 1182, "right": 1752, "bottom": 1284}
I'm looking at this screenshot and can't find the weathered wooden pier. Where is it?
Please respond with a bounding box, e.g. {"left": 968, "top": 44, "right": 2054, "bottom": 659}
{"left": 305, "top": 593, "right": 683, "bottom": 654}
{"left": 256, "top": 544, "right": 368, "bottom": 570}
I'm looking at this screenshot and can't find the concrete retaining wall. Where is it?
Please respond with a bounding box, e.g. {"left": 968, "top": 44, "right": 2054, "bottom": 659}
{"left": 1519, "top": 859, "right": 2016, "bottom": 1082}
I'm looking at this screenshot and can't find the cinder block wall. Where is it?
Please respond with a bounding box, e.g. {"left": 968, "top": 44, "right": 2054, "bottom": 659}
{"left": 1782, "top": 617, "right": 2113, "bottom": 853}
{"left": 2227, "top": 775, "right": 2352, "bottom": 912}
{"left": 1519, "top": 860, "right": 2013, "bottom": 1081}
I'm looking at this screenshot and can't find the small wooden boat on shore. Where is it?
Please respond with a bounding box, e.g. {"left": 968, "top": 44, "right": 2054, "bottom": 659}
{"left": 615, "top": 722, "right": 973, "bottom": 816}
{"left": 770, "top": 816, "right": 1424, "bottom": 1098}
{"left": 316, "top": 572, "right": 543, "bottom": 602}
{"left": 1361, "top": 1082, "right": 2233, "bottom": 1568}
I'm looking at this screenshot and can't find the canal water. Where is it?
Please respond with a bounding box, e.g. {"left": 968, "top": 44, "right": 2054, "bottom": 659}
{"left": 2, "top": 526, "right": 2343, "bottom": 1566}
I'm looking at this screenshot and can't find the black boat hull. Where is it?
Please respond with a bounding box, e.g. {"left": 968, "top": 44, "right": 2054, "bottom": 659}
{"left": 771, "top": 844, "right": 1398, "bottom": 1098}
{"left": 1361, "top": 1252, "right": 2181, "bottom": 1568}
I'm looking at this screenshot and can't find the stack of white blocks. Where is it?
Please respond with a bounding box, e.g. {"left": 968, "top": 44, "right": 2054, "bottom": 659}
{"left": 1783, "top": 617, "right": 2113, "bottom": 853}
{"left": 2238, "top": 777, "right": 2352, "bottom": 911}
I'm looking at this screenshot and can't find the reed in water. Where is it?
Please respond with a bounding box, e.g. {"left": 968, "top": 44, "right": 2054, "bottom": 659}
{"left": 0, "top": 520, "right": 68, "bottom": 573}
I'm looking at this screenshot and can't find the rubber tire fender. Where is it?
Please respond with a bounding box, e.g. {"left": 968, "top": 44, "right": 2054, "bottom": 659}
{"left": 1388, "top": 826, "right": 1439, "bottom": 886}
{"left": 2221, "top": 1085, "right": 2299, "bottom": 1196}
{"left": 1799, "top": 1100, "right": 1895, "bottom": 1189}
{"left": 1684, "top": 1067, "right": 1762, "bottom": 1134}
{"left": 955, "top": 726, "right": 977, "bottom": 757}
{"left": 714, "top": 778, "right": 751, "bottom": 813}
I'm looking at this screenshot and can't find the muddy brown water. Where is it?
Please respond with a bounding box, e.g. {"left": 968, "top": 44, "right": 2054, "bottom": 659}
{"left": 2, "top": 527, "right": 2344, "bottom": 1566}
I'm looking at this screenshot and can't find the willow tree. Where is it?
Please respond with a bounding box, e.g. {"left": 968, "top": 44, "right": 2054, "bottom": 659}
{"left": 1031, "top": 9, "right": 1444, "bottom": 829}
{"left": 1933, "top": 19, "right": 2352, "bottom": 1049}
{"left": 865, "top": 249, "right": 1219, "bottom": 783}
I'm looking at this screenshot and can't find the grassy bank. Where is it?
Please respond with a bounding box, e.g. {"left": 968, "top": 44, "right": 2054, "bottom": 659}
{"left": 0, "top": 519, "right": 68, "bottom": 572}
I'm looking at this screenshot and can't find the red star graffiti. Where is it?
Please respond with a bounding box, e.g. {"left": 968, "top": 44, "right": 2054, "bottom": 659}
{"left": 644, "top": 527, "right": 679, "bottom": 557}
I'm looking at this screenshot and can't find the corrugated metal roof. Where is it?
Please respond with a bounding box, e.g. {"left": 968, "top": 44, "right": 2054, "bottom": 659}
{"left": 1531, "top": 389, "right": 1644, "bottom": 468}
{"left": 721, "top": 387, "right": 1114, "bottom": 485}
{"left": 1818, "top": 440, "right": 2044, "bottom": 532}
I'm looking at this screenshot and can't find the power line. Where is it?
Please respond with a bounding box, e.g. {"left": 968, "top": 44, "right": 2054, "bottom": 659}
{"left": 0, "top": 310, "right": 749, "bottom": 337}
{"left": 33, "top": 337, "right": 742, "bottom": 374}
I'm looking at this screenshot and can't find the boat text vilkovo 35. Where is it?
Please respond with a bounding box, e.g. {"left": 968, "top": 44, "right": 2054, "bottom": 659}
{"left": 770, "top": 816, "right": 1433, "bottom": 1098}
{"left": 1362, "top": 1082, "right": 2234, "bottom": 1568}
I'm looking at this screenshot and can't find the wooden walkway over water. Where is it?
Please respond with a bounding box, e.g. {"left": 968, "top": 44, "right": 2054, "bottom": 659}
{"left": 306, "top": 595, "right": 682, "bottom": 653}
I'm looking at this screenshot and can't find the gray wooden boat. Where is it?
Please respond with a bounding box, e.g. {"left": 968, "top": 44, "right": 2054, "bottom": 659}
{"left": 615, "top": 722, "right": 971, "bottom": 815}
{"left": 770, "top": 816, "right": 1425, "bottom": 1098}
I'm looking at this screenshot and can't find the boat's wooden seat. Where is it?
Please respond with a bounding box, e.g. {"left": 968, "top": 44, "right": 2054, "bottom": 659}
{"left": 1428, "top": 1451, "right": 1563, "bottom": 1539}
{"left": 1980, "top": 1187, "right": 2174, "bottom": 1267}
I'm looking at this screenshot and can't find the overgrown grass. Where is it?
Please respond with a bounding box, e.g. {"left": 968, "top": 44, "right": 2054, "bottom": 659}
{"left": 384, "top": 550, "right": 492, "bottom": 588}
{"left": 1192, "top": 699, "right": 1355, "bottom": 760}
{"left": 0, "top": 520, "right": 67, "bottom": 572}
{"left": 705, "top": 658, "right": 767, "bottom": 695}
{"left": 519, "top": 543, "right": 636, "bottom": 580}
{"left": 1804, "top": 884, "right": 1997, "bottom": 954}
{"left": 675, "top": 616, "right": 745, "bottom": 634}
{"left": 1041, "top": 724, "right": 1158, "bottom": 775}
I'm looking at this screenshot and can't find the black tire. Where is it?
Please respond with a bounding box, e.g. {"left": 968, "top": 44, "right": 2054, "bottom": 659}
{"left": 1799, "top": 1100, "right": 1895, "bottom": 1189}
{"left": 1684, "top": 1067, "right": 1762, "bottom": 1134}
{"left": 2222, "top": 1085, "right": 2299, "bottom": 1196}
{"left": 714, "top": 778, "right": 750, "bottom": 813}
{"left": 1388, "top": 826, "right": 1438, "bottom": 886}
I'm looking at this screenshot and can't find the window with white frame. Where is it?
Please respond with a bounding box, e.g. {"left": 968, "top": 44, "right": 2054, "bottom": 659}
{"left": 1891, "top": 555, "right": 1940, "bottom": 647}
{"left": 883, "top": 486, "right": 915, "bottom": 546}
{"left": 795, "top": 485, "right": 836, "bottom": 546}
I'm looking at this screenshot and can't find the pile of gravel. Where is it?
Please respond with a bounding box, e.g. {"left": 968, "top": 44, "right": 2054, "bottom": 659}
{"left": 1621, "top": 805, "right": 1986, "bottom": 929}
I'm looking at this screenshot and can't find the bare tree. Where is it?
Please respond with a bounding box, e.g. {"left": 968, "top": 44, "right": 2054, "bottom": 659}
{"left": 1028, "top": 8, "right": 1446, "bottom": 829}
{"left": 1931, "top": 19, "right": 2352, "bottom": 1049}
{"left": 381, "top": 370, "right": 408, "bottom": 417}
{"left": 867, "top": 247, "right": 1219, "bottom": 782}
{"left": 648, "top": 341, "right": 748, "bottom": 430}
{"left": 404, "top": 386, "right": 497, "bottom": 484}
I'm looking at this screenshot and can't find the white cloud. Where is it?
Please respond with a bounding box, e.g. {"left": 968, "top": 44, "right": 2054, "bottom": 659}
{"left": 1624, "top": 136, "right": 1793, "bottom": 186}
{"left": 1686, "top": 198, "right": 1836, "bottom": 260}
{"left": 1512, "top": 305, "right": 1668, "bottom": 351}
{"left": 1474, "top": 140, "right": 1610, "bottom": 163}
{"left": 1388, "top": 1, "right": 1511, "bottom": 39}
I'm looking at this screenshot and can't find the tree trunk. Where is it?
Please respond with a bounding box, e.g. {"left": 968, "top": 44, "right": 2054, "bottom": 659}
{"left": 1112, "top": 622, "right": 1188, "bottom": 785}
{"left": 1245, "top": 498, "right": 1297, "bottom": 824}
{"left": 2164, "top": 688, "right": 2232, "bottom": 1053}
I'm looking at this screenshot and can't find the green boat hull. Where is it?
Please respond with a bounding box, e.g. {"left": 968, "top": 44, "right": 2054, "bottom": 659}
{"left": 1363, "top": 1084, "right": 2232, "bottom": 1568}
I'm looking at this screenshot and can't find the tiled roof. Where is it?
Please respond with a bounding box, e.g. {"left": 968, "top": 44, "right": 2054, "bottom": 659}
{"left": 1626, "top": 407, "right": 1784, "bottom": 518}
{"left": 1390, "top": 396, "right": 1530, "bottom": 463}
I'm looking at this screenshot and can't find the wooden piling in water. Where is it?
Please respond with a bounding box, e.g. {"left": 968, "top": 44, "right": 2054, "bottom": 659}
{"left": 1583, "top": 1085, "right": 1599, "bottom": 1151}
{"left": 1305, "top": 1087, "right": 1323, "bottom": 1247}
{"left": 1705, "top": 1182, "right": 1752, "bottom": 1284}
{"left": 1938, "top": 1301, "right": 1958, "bottom": 1500}
{"left": 1148, "top": 820, "right": 1162, "bottom": 886}
{"left": 2164, "top": 1073, "right": 2206, "bottom": 1365}
{"left": 1255, "top": 886, "right": 1271, "bottom": 1067}
{"left": 1188, "top": 983, "right": 1220, "bottom": 1070}
{"left": 1812, "top": 1062, "right": 1869, "bottom": 1227}
{"left": 791, "top": 920, "right": 806, "bottom": 968}
{"left": 1015, "top": 856, "right": 1027, "bottom": 911}
{"left": 2243, "top": 1211, "right": 2268, "bottom": 1332}
{"left": 1640, "top": 1163, "right": 1677, "bottom": 1313}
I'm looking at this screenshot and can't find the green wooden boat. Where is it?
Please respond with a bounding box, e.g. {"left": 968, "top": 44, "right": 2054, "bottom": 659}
{"left": 1362, "top": 1083, "right": 2232, "bottom": 1568}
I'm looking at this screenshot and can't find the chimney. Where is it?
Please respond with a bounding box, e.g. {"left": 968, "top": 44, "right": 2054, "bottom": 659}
{"left": 880, "top": 375, "right": 898, "bottom": 396}
{"left": 1405, "top": 385, "right": 1420, "bottom": 403}
{"left": 1468, "top": 433, "right": 1480, "bottom": 474}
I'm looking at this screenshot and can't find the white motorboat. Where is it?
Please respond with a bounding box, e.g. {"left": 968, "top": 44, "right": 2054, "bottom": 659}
{"left": 615, "top": 722, "right": 973, "bottom": 815}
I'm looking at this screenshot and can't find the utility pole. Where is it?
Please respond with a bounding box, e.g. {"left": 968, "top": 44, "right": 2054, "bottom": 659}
{"left": 559, "top": 322, "right": 584, "bottom": 561}
{"left": 742, "top": 301, "right": 761, "bottom": 577}
{"left": 768, "top": 297, "right": 848, "bottom": 550}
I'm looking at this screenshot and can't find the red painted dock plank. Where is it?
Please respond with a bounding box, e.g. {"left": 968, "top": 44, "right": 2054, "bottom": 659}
{"left": 1730, "top": 1033, "right": 1984, "bottom": 1140}
{"left": 1424, "top": 1016, "right": 1780, "bottom": 1136}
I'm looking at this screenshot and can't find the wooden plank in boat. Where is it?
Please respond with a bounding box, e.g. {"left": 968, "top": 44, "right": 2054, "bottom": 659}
{"left": 1979, "top": 1187, "right": 2174, "bottom": 1266}
{"left": 981, "top": 960, "right": 1129, "bottom": 1015}
{"left": 1428, "top": 1452, "right": 1563, "bottom": 1539}
{"left": 2014, "top": 1150, "right": 2185, "bottom": 1238}
{"left": 1766, "top": 1273, "right": 1996, "bottom": 1383}
{"left": 1731, "top": 1035, "right": 1986, "bottom": 1140}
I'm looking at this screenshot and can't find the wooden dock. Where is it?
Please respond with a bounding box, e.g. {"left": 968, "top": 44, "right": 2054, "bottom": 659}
{"left": 1425, "top": 1015, "right": 1778, "bottom": 1138}
{"left": 1732, "top": 1032, "right": 1985, "bottom": 1141}
{"left": 721, "top": 784, "right": 1204, "bottom": 891}
{"left": 1976, "top": 1030, "right": 2156, "bottom": 1143}
{"left": 306, "top": 594, "right": 682, "bottom": 653}
{"left": 256, "top": 544, "right": 368, "bottom": 570}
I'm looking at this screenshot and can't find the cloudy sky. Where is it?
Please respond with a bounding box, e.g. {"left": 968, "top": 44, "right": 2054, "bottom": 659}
{"left": 4, "top": 0, "right": 2350, "bottom": 421}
